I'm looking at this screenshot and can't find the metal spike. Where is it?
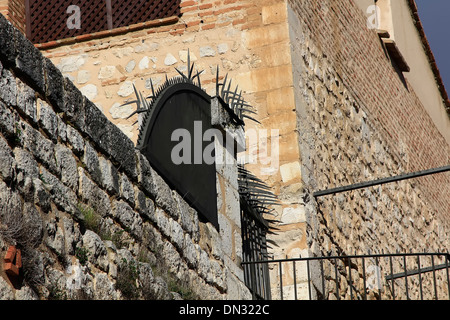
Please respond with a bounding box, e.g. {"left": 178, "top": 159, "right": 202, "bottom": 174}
{"left": 216, "top": 66, "right": 220, "bottom": 96}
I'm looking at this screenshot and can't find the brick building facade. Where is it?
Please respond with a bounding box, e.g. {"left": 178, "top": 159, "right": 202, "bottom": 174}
{"left": 1, "top": 0, "right": 449, "bottom": 300}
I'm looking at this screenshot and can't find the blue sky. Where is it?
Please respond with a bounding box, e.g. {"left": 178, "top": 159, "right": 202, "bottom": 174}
{"left": 415, "top": 0, "right": 450, "bottom": 93}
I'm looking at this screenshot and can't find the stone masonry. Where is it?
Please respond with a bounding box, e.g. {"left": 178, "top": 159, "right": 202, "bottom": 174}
{"left": 0, "top": 13, "right": 251, "bottom": 300}
{"left": 10, "top": 0, "right": 450, "bottom": 300}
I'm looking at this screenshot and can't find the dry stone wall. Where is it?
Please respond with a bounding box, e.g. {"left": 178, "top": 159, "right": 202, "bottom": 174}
{"left": 0, "top": 14, "right": 250, "bottom": 300}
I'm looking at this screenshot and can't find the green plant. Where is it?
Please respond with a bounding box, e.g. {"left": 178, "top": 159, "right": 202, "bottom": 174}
{"left": 116, "top": 258, "right": 140, "bottom": 300}
{"left": 75, "top": 247, "right": 89, "bottom": 266}
{"left": 77, "top": 203, "right": 101, "bottom": 234}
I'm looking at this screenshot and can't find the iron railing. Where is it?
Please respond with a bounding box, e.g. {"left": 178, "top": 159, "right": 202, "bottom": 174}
{"left": 242, "top": 251, "right": 450, "bottom": 300}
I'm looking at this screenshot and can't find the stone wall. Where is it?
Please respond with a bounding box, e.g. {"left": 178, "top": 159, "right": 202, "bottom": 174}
{"left": 0, "top": 13, "right": 250, "bottom": 300}
{"left": 9, "top": 0, "right": 449, "bottom": 301}
{"left": 285, "top": 0, "right": 450, "bottom": 300}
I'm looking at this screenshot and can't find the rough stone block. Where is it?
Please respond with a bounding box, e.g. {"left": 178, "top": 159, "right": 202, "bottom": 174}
{"left": 99, "top": 156, "right": 119, "bottom": 195}
{"left": 82, "top": 230, "right": 108, "bottom": 272}
{"left": 17, "top": 79, "right": 37, "bottom": 124}
{"left": 19, "top": 120, "right": 57, "bottom": 174}
{"left": 170, "top": 219, "right": 184, "bottom": 251}
{"left": 40, "top": 167, "right": 77, "bottom": 214}
{"left": 15, "top": 29, "right": 45, "bottom": 94}
{"left": 243, "top": 23, "right": 289, "bottom": 49}
{"left": 262, "top": 2, "right": 288, "bottom": 25}
{"left": 267, "top": 86, "right": 295, "bottom": 115}
{"left": 83, "top": 141, "right": 102, "bottom": 186}
{"left": 37, "top": 99, "right": 58, "bottom": 140}
{"left": 0, "top": 67, "right": 17, "bottom": 107}
{"left": 62, "top": 77, "right": 85, "bottom": 131}
{"left": 44, "top": 57, "right": 64, "bottom": 110}
{"left": 112, "top": 200, "right": 143, "bottom": 240}
{"left": 0, "top": 14, "right": 18, "bottom": 67}
{"left": 119, "top": 172, "right": 135, "bottom": 206}
{"left": 149, "top": 167, "right": 178, "bottom": 220}
{"left": 14, "top": 147, "right": 38, "bottom": 179}
{"left": 66, "top": 124, "right": 84, "bottom": 156}
{"left": 280, "top": 161, "right": 302, "bottom": 183}
{"left": 183, "top": 234, "right": 199, "bottom": 269}
{"left": 0, "top": 101, "right": 15, "bottom": 138}
{"left": 55, "top": 144, "right": 78, "bottom": 190}
{"left": 136, "top": 151, "right": 153, "bottom": 195}
{"left": 78, "top": 167, "right": 111, "bottom": 218}
{"left": 0, "top": 134, "right": 16, "bottom": 181}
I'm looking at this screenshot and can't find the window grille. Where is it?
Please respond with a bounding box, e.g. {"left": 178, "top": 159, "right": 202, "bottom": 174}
{"left": 25, "top": 0, "right": 181, "bottom": 44}
{"left": 238, "top": 165, "right": 278, "bottom": 300}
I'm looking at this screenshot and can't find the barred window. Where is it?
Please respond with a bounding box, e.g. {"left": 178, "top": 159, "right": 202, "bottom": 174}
{"left": 25, "top": 0, "right": 181, "bottom": 44}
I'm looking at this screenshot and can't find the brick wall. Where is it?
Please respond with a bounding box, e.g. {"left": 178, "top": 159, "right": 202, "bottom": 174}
{"left": 286, "top": 0, "right": 450, "bottom": 300}
{"left": 287, "top": 0, "right": 449, "bottom": 218}
{"left": 0, "top": 13, "right": 251, "bottom": 300}
{"left": 0, "top": 0, "right": 25, "bottom": 34}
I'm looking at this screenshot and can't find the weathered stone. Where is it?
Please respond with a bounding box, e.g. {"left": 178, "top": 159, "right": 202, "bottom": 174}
{"left": 63, "top": 216, "right": 81, "bottom": 256}
{"left": 125, "top": 60, "right": 136, "bottom": 73}
{"left": 170, "top": 218, "right": 184, "bottom": 251}
{"left": 80, "top": 84, "right": 98, "bottom": 101}
{"left": 280, "top": 161, "right": 301, "bottom": 182}
{"left": 93, "top": 272, "right": 117, "bottom": 300}
{"left": 183, "top": 234, "right": 199, "bottom": 269}
{"left": 45, "top": 217, "right": 66, "bottom": 256}
{"left": 82, "top": 230, "right": 109, "bottom": 271}
{"left": 66, "top": 124, "right": 84, "bottom": 156}
{"left": 37, "top": 99, "right": 58, "bottom": 140}
{"left": 40, "top": 167, "right": 77, "bottom": 214}
{"left": 116, "top": 123, "right": 134, "bottom": 139}
{"left": 217, "top": 43, "right": 229, "bottom": 54}
{"left": 117, "top": 81, "right": 134, "bottom": 97}
{"left": 98, "top": 66, "right": 116, "bottom": 79}
{"left": 179, "top": 50, "right": 198, "bottom": 63}
{"left": 200, "top": 46, "right": 216, "bottom": 57}
{"left": 15, "top": 28, "right": 45, "bottom": 94}
{"left": 109, "top": 102, "right": 134, "bottom": 119}
{"left": 0, "top": 67, "right": 17, "bottom": 107}
{"left": 164, "top": 53, "right": 177, "bottom": 66}
{"left": 19, "top": 120, "right": 57, "bottom": 174}
{"left": 217, "top": 213, "right": 232, "bottom": 257}
{"left": 44, "top": 57, "right": 65, "bottom": 110}
{"left": 15, "top": 286, "right": 39, "bottom": 300}
{"left": 78, "top": 167, "right": 111, "bottom": 218}
{"left": 149, "top": 167, "right": 178, "bottom": 219}
{"left": 17, "top": 79, "right": 37, "bottom": 123}
{"left": 119, "top": 172, "right": 135, "bottom": 206}
{"left": 33, "top": 177, "right": 51, "bottom": 212}
{"left": 23, "top": 202, "right": 44, "bottom": 247}
{"left": 280, "top": 206, "right": 306, "bottom": 225}
{"left": 112, "top": 200, "right": 143, "bottom": 240}
{"left": 83, "top": 141, "right": 102, "bottom": 185}
{"left": 0, "top": 101, "right": 15, "bottom": 138}
{"left": 0, "top": 277, "right": 14, "bottom": 300}
{"left": 0, "top": 14, "right": 18, "bottom": 66}
{"left": 77, "top": 70, "right": 91, "bottom": 84}
{"left": 62, "top": 77, "right": 85, "bottom": 131}
{"left": 155, "top": 208, "right": 171, "bottom": 239}
{"left": 103, "top": 119, "right": 137, "bottom": 181}
{"left": 138, "top": 56, "right": 150, "bottom": 70}
{"left": 0, "top": 134, "right": 16, "bottom": 181}
{"left": 57, "top": 55, "right": 86, "bottom": 73}
{"left": 99, "top": 156, "right": 119, "bottom": 195}
{"left": 55, "top": 144, "right": 78, "bottom": 190}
